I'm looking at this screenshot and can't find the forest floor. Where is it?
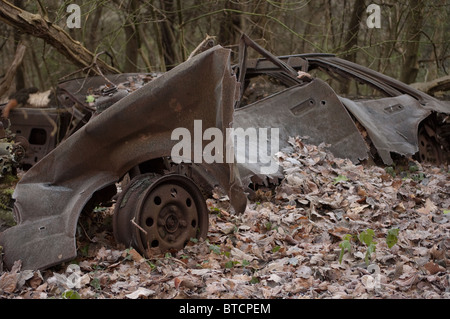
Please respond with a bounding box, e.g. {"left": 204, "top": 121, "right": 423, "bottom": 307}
{"left": 0, "top": 137, "right": 449, "bottom": 299}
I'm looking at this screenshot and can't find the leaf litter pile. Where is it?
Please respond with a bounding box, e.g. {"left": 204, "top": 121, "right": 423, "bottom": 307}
{"left": 0, "top": 137, "right": 449, "bottom": 299}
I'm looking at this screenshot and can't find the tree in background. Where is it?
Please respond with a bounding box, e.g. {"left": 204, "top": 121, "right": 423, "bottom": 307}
{"left": 0, "top": 0, "right": 448, "bottom": 98}
{"left": 400, "top": 0, "right": 425, "bottom": 84}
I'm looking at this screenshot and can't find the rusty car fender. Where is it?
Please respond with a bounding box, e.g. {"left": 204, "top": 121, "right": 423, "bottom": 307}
{"left": 0, "top": 46, "right": 247, "bottom": 270}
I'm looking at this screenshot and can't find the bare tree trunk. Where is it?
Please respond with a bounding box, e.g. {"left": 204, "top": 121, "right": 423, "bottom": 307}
{"left": 159, "top": 0, "right": 180, "bottom": 69}
{"left": 13, "top": 0, "right": 25, "bottom": 90}
{"left": 149, "top": 0, "right": 166, "bottom": 71}
{"left": 218, "top": 1, "right": 241, "bottom": 48}
{"left": 29, "top": 42, "right": 45, "bottom": 90}
{"left": 176, "top": 0, "right": 186, "bottom": 61}
{"left": 342, "top": 0, "right": 366, "bottom": 62}
{"left": 0, "top": 1, "right": 120, "bottom": 75}
{"left": 123, "top": 0, "right": 140, "bottom": 72}
{"left": 87, "top": 4, "right": 104, "bottom": 52}
{"left": 247, "top": 1, "right": 271, "bottom": 48}
{"left": 400, "top": 0, "right": 424, "bottom": 84}
{"left": 340, "top": 0, "right": 366, "bottom": 94}
{"left": 301, "top": 3, "right": 316, "bottom": 52}
{"left": 0, "top": 41, "right": 26, "bottom": 99}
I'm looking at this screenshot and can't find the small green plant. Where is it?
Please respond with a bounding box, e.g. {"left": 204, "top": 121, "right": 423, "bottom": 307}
{"left": 333, "top": 175, "right": 349, "bottom": 185}
{"left": 146, "top": 261, "right": 156, "bottom": 270}
{"left": 386, "top": 228, "right": 399, "bottom": 248}
{"left": 409, "top": 172, "right": 425, "bottom": 182}
{"left": 272, "top": 245, "right": 281, "bottom": 253}
{"left": 224, "top": 260, "right": 239, "bottom": 268}
{"left": 339, "top": 228, "right": 401, "bottom": 265}
{"left": 209, "top": 244, "right": 221, "bottom": 255}
{"left": 90, "top": 277, "right": 101, "bottom": 291}
{"left": 358, "top": 229, "right": 377, "bottom": 266}
{"left": 384, "top": 166, "right": 396, "bottom": 178}
{"left": 164, "top": 252, "right": 172, "bottom": 258}
{"left": 79, "top": 244, "right": 89, "bottom": 257}
{"left": 62, "top": 290, "right": 81, "bottom": 299}
{"left": 338, "top": 234, "right": 352, "bottom": 264}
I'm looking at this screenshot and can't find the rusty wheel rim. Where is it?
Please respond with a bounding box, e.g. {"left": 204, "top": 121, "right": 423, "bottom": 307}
{"left": 113, "top": 173, "right": 208, "bottom": 256}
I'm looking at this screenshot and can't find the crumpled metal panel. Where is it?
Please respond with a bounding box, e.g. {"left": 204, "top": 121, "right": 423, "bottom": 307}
{"left": 235, "top": 48, "right": 449, "bottom": 168}
{"left": 233, "top": 78, "right": 369, "bottom": 186}
{"left": 305, "top": 55, "right": 450, "bottom": 165}
{"left": 57, "top": 73, "right": 160, "bottom": 110}
{"left": 0, "top": 46, "right": 247, "bottom": 270}
{"left": 340, "top": 95, "right": 431, "bottom": 165}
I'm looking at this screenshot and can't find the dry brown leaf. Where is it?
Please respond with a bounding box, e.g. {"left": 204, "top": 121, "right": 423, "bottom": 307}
{"left": 0, "top": 260, "right": 21, "bottom": 294}
{"left": 395, "top": 272, "right": 420, "bottom": 287}
{"left": 423, "top": 261, "right": 445, "bottom": 275}
{"left": 417, "top": 198, "right": 438, "bottom": 215}
{"left": 394, "top": 202, "right": 407, "bottom": 213}
{"left": 2, "top": 138, "right": 449, "bottom": 299}
{"left": 0, "top": 272, "right": 19, "bottom": 293}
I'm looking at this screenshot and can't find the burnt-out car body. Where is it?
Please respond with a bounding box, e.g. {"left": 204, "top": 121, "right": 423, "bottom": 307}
{"left": 0, "top": 35, "right": 448, "bottom": 270}
{"left": 0, "top": 46, "right": 247, "bottom": 270}
{"left": 235, "top": 36, "right": 449, "bottom": 166}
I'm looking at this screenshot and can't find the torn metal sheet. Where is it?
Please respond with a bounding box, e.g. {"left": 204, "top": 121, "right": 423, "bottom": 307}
{"left": 233, "top": 78, "right": 369, "bottom": 186}
{"left": 0, "top": 46, "right": 247, "bottom": 270}
{"left": 305, "top": 55, "right": 450, "bottom": 114}
{"left": 232, "top": 35, "right": 368, "bottom": 186}
{"left": 340, "top": 95, "right": 430, "bottom": 165}
{"left": 235, "top": 40, "right": 449, "bottom": 166}
{"left": 57, "top": 73, "right": 161, "bottom": 112}
{"left": 304, "top": 55, "right": 450, "bottom": 164}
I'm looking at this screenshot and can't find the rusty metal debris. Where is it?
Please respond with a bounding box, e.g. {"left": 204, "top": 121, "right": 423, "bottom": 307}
{"left": 305, "top": 55, "right": 450, "bottom": 166}
{"left": 234, "top": 35, "right": 449, "bottom": 168}
{"left": 0, "top": 46, "right": 246, "bottom": 270}
{"left": 0, "top": 34, "right": 449, "bottom": 271}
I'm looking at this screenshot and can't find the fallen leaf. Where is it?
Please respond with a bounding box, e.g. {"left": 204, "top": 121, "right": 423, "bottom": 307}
{"left": 125, "top": 287, "right": 155, "bottom": 299}
{"left": 423, "top": 262, "right": 445, "bottom": 275}
{"left": 395, "top": 272, "right": 420, "bottom": 287}
{"left": 0, "top": 272, "right": 19, "bottom": 293}
{"left": 0, "top": 260, "right": 21, "bottom": 293}
{"left": 417, "top": 198, "right": 437, "bottom": 215}
{"left": 17, "top": 270, "right": 34, "bottom": 289}
{"left": 174, "top": 277, "right": 182, "bottom": 289}
{"left": 230, "top": 247, "right": 256, "bottom": 262}
{"left": 28, "top": 272, "right": 43, "bottom": 289}
{"left": 216, "top": 222, "right": 236, "bottom": 234}
{"left": 296, "top": 266, "right": 312, "bottom": 279}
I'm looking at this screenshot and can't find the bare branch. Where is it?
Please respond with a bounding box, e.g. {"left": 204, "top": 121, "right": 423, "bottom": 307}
{"left": 0, "top": 0, "right": 120, "bottom": 75}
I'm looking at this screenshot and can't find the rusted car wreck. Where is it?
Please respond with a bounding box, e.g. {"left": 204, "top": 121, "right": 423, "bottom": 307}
{"left": 0, "top": 35, "right": 449, "bottom": 270}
